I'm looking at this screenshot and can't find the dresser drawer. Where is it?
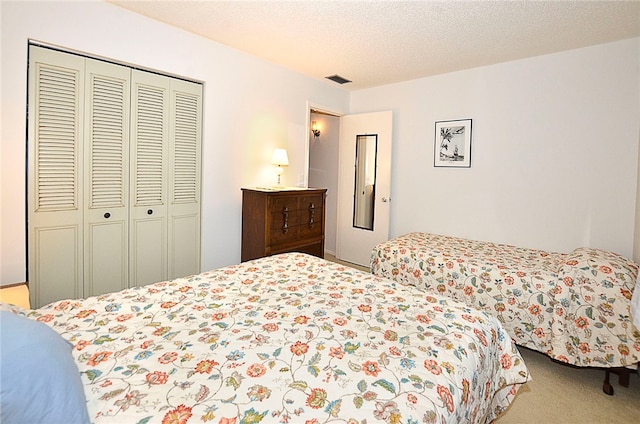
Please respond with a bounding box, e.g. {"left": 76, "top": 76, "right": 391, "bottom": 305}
{"left": 270, "top": 196, "right": 298, "bottom": 213}
{"left": 269, "top": 209, "right": 300, "bottom": 238}
{"left": 298, "top": 194, "right": 323, "bottom": 210}
{"left": 298, "top": 218, "right": 322, "bottom": 238}
{"left": 269, "top": 223, "right": 300, "bottom": 245}
{"left": 270, "top": 209, "right": 301, "bottom": 230}
{"left": 270, "top": 208, "right": 321, "bottom": 245}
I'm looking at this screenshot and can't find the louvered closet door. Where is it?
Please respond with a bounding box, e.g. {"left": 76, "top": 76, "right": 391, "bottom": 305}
{"left": 168, "top": 80, "right": 202, "bottom": 279}
{"left": 83, "top": 58, "right": 130, "bottom": 297}
{"left": 28, "top": 47, "right": 85, "bottom": 308}
{"left": 129, "top": 70, "right": 169, "bottom": 287}
{"left": 28, "top": 46, "right": 203, "bottom": 304}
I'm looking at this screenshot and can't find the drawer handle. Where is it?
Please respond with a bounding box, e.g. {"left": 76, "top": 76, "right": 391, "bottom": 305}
{"left": 147, "top": 209, "right": 153, "bottom": 215}
{"left": 104, "top": 212, "right": 111, "bottom": 219}
{"left": 282, "top": 207, "right": 289, "bottom": 234}
{"left": 308, "top": 204, "right": 315, "bottom": 228}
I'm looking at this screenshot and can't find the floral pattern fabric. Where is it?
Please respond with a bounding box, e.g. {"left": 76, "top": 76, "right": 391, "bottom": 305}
{"left": 370, "top": 232, "right": 640, "bottom": 368}
{"left": 18, "top": 253, "right": 529, "bottom": 424}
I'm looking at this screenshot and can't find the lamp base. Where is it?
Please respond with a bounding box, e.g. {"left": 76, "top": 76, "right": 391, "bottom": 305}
{"left": 275, "top": 166, "right": 284, "bottom": 186}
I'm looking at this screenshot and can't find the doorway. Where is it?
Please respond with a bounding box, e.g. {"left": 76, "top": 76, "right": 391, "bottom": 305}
{"left": 308, "top": 109, "right": 341, "bottom": 256}
{"left": 307, "top": 108, "right": 393, "bottom": 266}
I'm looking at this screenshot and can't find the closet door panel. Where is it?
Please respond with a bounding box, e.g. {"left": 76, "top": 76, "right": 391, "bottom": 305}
{"left": 84, "top": 58, "right": 130, "bottom": 296}
{"left": 33, "top": 227, "right": 81, "bottom": 305}
{"left": 170, "top": 214, "right": 199, "bottom": 278}
{"left": 168, "top": 80, "right": 202, "bottom": 279}
{"left": 87, "top": 221, "right": 127, "bottom": 296}
{"left": 129, "top": 70, "right": 169, "bottom": 287}
{"left": 131, "top": 218, "right": 165, "bottom": 285}
{"left": 28, "top": 46, "right": 85, "bottom": 308}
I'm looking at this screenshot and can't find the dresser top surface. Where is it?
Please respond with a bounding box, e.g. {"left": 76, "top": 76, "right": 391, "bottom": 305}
{"left": 243, "top": 187, "right": 326, "bottom": 194}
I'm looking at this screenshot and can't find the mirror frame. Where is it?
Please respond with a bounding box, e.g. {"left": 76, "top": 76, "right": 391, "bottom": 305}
{"left": 352, "top": 134, "right": 378, "bottom": 231}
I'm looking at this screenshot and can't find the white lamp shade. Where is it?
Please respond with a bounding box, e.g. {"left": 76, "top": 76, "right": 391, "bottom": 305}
{"left": 271, "top": 148, "right": 289, "bottom": 166}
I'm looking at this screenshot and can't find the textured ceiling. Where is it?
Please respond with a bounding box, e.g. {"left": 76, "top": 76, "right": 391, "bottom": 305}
{"left": 108, "top": 0, "right": 640, "bottom": 90}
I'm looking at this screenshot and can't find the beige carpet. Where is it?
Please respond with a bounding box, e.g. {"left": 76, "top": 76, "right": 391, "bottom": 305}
{"left": 323, "top": 254, "right": 640, "bottom": 423}
{"left": 497, "top": 347, "right": 639, "bottom": 424}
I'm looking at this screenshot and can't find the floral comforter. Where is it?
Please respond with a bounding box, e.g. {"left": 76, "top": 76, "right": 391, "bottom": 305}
{"left": 23, "top": 253, "right": 529, "bottom": 424}
{"left": 370, "top": 232, "right": 640, "bottom": 368}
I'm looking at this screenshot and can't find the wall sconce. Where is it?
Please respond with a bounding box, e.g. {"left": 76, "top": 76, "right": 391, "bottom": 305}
{"left": 271, "top": 148, "right": 289, "bottom": 186}
{"left": 311, "top": 121, "right": 321, "bottom": 139}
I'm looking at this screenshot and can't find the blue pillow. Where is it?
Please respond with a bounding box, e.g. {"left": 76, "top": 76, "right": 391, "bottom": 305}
{"left": 0, "top": 311, "right": 90, "bottom": 423}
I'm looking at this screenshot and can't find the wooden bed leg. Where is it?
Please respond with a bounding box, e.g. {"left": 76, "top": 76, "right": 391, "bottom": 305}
{"left": 617, "top": 368, "right": 631, "bottom": 387}
{"left": 603, "top": 367, "right": 633, "bottom": 394}
{"left": 602, "top": 370, "right": 614, "bottom": 396}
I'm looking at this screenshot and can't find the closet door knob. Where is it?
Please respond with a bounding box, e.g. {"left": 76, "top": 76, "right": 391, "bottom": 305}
{"left": 147, "top": 209, "right": 153, "bottom": 215}
{"left": 104, "top": 212, "right": 111, "bottom": 219}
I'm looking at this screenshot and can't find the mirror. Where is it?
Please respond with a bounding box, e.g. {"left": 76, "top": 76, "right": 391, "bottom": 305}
{"left": 353, "top": 134, "right": 378, "bottom": 230}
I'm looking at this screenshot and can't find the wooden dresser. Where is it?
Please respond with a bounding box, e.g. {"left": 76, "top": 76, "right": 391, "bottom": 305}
{"left": 241, "top": 188, "right": 327, "bottom": 262}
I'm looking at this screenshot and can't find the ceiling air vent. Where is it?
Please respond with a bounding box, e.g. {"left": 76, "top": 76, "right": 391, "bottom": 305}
{"left": 325, "top": 74, "right": 351, "bottom": 85}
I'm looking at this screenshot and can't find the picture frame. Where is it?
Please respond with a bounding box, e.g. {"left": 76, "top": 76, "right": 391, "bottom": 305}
{"left": 434, "top": 119, "right": 472, "bottom": 168}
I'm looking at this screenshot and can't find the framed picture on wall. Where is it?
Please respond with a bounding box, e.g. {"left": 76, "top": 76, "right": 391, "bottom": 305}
{"left": 434, "top": 119, "right": 472, "bottom": 168}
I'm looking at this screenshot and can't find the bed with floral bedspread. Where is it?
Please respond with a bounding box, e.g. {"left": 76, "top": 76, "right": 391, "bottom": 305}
{"left": 5, "top": 253, "right": 529, "bottom": 424}
{"left": 370, "top": 232, "right": 640, "bottom": 370}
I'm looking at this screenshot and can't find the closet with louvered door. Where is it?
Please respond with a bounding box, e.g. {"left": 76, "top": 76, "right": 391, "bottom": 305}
{"left": 129, "top": 70, "right": 169, "bottom": 287}
{"left": 28, "top": 47, "right": 86, "bottom": 308}
{"left": 168, "top": 79, "right": 202, "bottom": 281}
{"left": 84, "top": 58, "right": 131, "bottom": 299}
{"left": 27, "top": 45, "right": 202, "bottom": 308}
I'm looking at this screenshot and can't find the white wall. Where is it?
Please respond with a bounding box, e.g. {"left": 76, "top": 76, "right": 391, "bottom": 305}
{"left": 351, "top": 38, "right": 640, "bottom": 258}
{"left": 0, "top": 1, "right": 349, "bottom": 285}
{"left": 636, "top": 129, "right": 640, "bottom": 264}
